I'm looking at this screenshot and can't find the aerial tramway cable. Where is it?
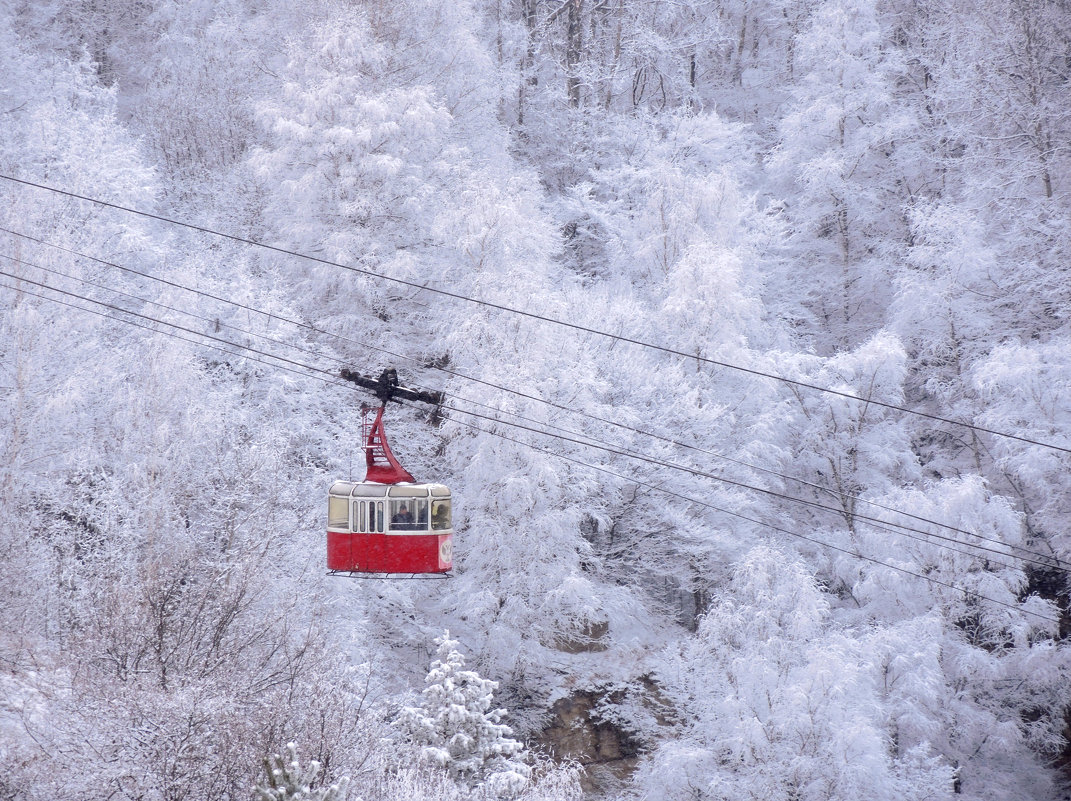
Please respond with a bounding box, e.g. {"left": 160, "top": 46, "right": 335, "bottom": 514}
{"left": 432, "top": 398, "right": 1063, "bottom": 575}
{"left": 3, "top": 233, "right": 1065, "bottom": 574}
{"left": 397, "top": 398, "right": 1065, "bottom": 628}
{"left": 0, "top": 250, "right": 366, "bottom": 375}
{"left": 2, "top": 173, "right": 1069, "bottom": 458}
{"left": 2, "top": 226, "right": 1063, "bottom": 567}
{"left": 2, "top": 242, "right": 1064, "bottom": 573}
{"left": 0, "top": 268, "right": 343, "bottom": 382}
{"left": 0, "top": 279, "right": 348, "bottom": 389}
{"left": 1, "top": 251, "right": 1054, "bottom": 572}
{"left": 1, "top": 272, "right": 1065, "bottom": 625}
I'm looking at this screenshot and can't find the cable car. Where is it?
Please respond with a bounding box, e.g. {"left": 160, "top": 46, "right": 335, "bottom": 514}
{"left": 327, "top": 372, "right": 452, "bottom": 576}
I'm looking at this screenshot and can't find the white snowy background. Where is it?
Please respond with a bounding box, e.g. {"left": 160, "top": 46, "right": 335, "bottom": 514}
{"left": 1, "top": 1, "right": 1070, "bottom": 799}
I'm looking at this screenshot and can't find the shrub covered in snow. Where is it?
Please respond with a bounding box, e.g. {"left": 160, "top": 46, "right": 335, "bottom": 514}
{"left": 395, "top": 631, "right": 531, "bottom": 797}
{"left": 256, "top": 742, "right": 350, "bottom": 801}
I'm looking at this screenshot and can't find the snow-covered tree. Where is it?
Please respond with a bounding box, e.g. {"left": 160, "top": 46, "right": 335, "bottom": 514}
{"left": 767, "top": 0, "right": 916, "bottom": 348}
{"left": 784, "top": 330, "right": 920, "bottom": 535}
{"left": 972, "top": 341, "right": 1071, "bottom": 564}
{"left": 257, "top": 742, "right": 350, "bottom": 801}
{"left": 395, "top": 631, "right": 530, "bottom": 797}
{"left": 637, "top": 546, "right": 957, "bottom": 801}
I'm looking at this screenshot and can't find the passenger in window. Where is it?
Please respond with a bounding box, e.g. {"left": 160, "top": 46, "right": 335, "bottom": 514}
{"left": 432, "top": 502, "right": 450, "bottom": 530}
{"left": 391, "top": 504, "right": 414, "bottom": 529}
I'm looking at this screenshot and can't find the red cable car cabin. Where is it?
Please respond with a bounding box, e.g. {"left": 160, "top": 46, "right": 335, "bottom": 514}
{"left": 327, "top": 405, "right": 453, "bottom": 575}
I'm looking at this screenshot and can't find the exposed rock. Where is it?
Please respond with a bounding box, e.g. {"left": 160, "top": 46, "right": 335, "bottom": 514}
{"left": 536, "top": 687, "right": 645, "bottom": 795}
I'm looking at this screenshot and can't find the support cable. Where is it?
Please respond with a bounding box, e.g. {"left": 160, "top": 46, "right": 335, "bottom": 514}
{"left": 1, "top": 248, "right": 1063, "bottom": 571}
{"left": 2, "top": 174, "right": 1068, "bottom": 457}
{"left": 436, "top": 397, "right": 1063, "bottom": 575}
{"left": 398, "top": 399, "right": 1064, "bottom": 628}
{"left": 3, "top": 274, "right": 1061, "bottom": 625}
{"left": 2, "top": 226, "right": 1055, "bottom": 562}
{"left": 5, "top": 254, "right": 1052, "bottom": 572}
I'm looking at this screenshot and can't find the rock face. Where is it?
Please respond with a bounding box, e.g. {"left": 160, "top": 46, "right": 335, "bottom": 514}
{"left": 536, "top": 689, "right": 642, "bottom": 795}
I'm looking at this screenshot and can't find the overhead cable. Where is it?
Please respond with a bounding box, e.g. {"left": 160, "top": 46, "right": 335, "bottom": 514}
{"left": 2, "top": 174, "right": 1068, "bottom": 457}
{"left": 437, "top": 397, "right": 1063, "bottom": 575}
{"left": 401, "top": 399, "right": 1064, "bottom": 627}
{"left": 2, "top": 236, "right": 1062, "bottom": 570}
{"left": 1, "top": 274, "right": 1063, "bottom": 624}
{"left": 13, "top": 223, "right": 1030, "bottom": 556}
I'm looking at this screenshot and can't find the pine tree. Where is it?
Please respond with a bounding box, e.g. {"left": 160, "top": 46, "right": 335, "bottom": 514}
{"left": 395, "top": 631, "right": 531, "bottom": 798}
{"left": 256, "top": 743, "right": 350, "bottom": 801}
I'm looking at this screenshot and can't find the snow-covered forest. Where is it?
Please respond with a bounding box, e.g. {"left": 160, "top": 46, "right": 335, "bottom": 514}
{"left": 2, "top": 0, "right": 1070, "bottom": 798}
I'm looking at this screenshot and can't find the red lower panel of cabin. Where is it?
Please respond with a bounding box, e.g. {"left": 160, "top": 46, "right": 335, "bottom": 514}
{"left": 327, "top": 531, "right": 453, "bottom": 574}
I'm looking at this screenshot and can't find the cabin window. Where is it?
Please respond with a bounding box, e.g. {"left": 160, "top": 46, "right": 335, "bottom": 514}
{"left": 328, "top": 496, "right": 349, "bottom": 528}
{"left": 389, "top": 498, "right": 427, "bottom": 531}
{"left": 375, "top": 502, "right": 384, "bottom": 532}
{"left": 431, "top": 499, "right": 452, "bottom": 531}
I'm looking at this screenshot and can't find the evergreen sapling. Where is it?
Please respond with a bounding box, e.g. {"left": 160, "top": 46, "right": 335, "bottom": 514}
{"left": 395, "top": 630, "right": 531, "bottom": 797}
{"left": 256, "top": 742, "right": 350, "bottom": 801}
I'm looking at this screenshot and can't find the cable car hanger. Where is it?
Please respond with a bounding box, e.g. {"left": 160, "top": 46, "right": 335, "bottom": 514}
{"left": 339, "top": 366, "right": 444, "bottom": 407}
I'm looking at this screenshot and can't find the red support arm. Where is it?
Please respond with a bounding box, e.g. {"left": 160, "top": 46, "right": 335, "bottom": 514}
{"left": 363, "top": 406, "right": 416, "bottom": 484}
